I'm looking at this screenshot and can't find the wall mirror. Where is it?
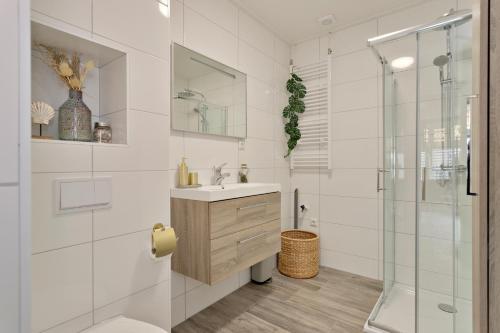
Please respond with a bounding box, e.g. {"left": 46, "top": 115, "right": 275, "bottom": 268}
{"left": 171, "top": 43, "right": 247, "bottom": 138}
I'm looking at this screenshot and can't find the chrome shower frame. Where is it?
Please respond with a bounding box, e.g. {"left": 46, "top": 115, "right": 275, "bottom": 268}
{"left": 365, "top": 8, "right": 473, "bottom": 333}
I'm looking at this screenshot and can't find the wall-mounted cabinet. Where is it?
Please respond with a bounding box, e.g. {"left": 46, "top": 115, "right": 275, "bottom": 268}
{"left": 171, "top": 192, "right": 281, "bottom": 285}
{"left": 31, "top": 20, "right": 128, "bottom": 144}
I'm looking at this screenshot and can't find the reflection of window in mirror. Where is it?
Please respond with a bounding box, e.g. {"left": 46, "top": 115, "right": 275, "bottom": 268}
{"left": 172, "top": 43, "right": 247, "bottom": 138}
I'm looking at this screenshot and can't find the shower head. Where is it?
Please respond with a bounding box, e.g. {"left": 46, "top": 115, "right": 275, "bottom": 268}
{"left": 433, "top": 55, "right": 450, "bottom": 67}
{"left": 433, "top": 55, "right": 450, "bottom": 83}
{"left": 177, "top": 88, "right": 206, "bottom": 100}
{"left": 177, "top": 89, "right": 195, "bottom": 99}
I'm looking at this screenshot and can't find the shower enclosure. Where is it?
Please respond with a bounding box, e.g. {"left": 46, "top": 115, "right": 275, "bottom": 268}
{"left": 365, "top": 9, "right": 473, "bottom": 333}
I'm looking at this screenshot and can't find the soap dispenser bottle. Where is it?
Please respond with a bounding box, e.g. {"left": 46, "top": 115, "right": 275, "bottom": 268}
{"left": 178, "top": 157, "right": 189, "bottom": 187}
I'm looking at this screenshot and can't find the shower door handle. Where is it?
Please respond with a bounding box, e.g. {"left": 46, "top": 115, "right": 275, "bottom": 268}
{"left": 377, "top": 168, "right": 389, "bottom": 192}
{"left": 466, "top": 94, "right": 479, "bottom": 196}
{"left": 421, "top": 167, "right": 427, "bottom": 201}
{"left": 377, "top": 168, "right": 385, "bottom": 192}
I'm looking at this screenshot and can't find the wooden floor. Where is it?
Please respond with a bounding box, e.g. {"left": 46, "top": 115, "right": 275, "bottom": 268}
{"left": 173, "top": 267, "right": 382, "bottom": 333}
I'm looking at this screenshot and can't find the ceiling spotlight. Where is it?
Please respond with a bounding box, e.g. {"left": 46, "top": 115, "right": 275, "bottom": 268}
{"left": 391, "top": 56, "right": 415, "bottom": 69}
{"left": 317, "top": 14, "right": 336, "bottom": 26}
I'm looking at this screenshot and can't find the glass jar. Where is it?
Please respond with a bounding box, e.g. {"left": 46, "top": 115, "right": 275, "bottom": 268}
{"left": 93, "top": 122, "right": 112, "bottom": 143}
{"left": 239, "top": 163, "right": 249, "bottom": 183}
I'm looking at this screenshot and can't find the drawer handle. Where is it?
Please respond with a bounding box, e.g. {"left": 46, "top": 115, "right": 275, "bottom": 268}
{"left": 237, "top": 232, "right": 268, "bottom": 244}
{"left": 237, "top": 202, "right": 270, "bottom": 211}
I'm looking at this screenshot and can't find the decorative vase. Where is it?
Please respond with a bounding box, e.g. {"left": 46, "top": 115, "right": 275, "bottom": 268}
{"left": 58, "top": 89, "right": 92, "bottom": 141}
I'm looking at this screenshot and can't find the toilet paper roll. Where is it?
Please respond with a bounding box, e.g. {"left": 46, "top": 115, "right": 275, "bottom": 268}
{"left": 151, "top": 224, "right": 177, "bottom": 258}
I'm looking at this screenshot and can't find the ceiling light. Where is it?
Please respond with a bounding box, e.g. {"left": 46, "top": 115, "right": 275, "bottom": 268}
{"left": 317, "top": 14, "right": 336, "bottom": 26}
{"left": 391, "top": 56, "right": 414, "bottom": 69}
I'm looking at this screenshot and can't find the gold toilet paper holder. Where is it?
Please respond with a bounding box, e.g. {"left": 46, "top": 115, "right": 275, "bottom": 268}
{"left": 151, "top": 223, "right": 177, "bottom": 258}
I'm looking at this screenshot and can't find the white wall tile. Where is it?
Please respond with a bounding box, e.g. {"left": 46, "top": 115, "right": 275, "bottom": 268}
{"left": 171, "top": 295, "right": 186, "bottom": 328}
{"left": 320, "top": 222, "right": 379, "bottom": 260}
{"left": 320, "top": 169, "right": 377, "bottom": 198}
{"left": 395, "top": 232, "right": 415, "bottom": 267}
{"left": 183, "top": 134, "right": 239, "bottom": 170}
{"left": 395, "top": 200, "right": 416, "bottom": 235}
{"left": 238, "top": 41, "right": 274, "bottom": 84}
{"left": 395, "top": 264, "right": 415, "bottom": 287}
{"left": 249, "top": 168, "right": 275, "bottom": 183}
{"left": 31, "top": 0, "right": 92, "bottom": 31}
{"left": 247, "top": 107, "right": 274, "bottom": 140}
{"left": 320, "top": 249, "right": 378, "bottom": 279}
{"left": 42, "top": 313, "right": 93, "bottom": 333}
{"left": 93, "top": 0, "right": 170, "bottom": 59}
{"left": 32, "top": 141, "right": 92, "bottom": 173}
{"left": 171, "top": 272, "right": 186, "bottom": 299}
{"left": 32, "top": 173, "right": 93, "bottom": 253}
{"left": 332, "top": 20, "right": 377, "bottom": 57}
{"left": 274, "top": 167, "right": 291, "bottom": 193}
{"left": 93, "top": 111, "right": 169, "bottom": 172}
{"left": 290, "top": 172, "right": 319, "bottom": 194}
{"left": 419, "top": 236, "right": 453, "bottom": 275}
{"left": 333, "top": 78, "right": 378, "bottom": 112}
{"left": 99, "top": 55, "right": 127, "bottom": 115}
{"left": 274, "top": 37, "right": 291, "bottom": 67}
{"left": 169, "top": 133, "right": 185, "bottom": 170}
{"left": 292, "top": 38, "right": 320, "bottom": 66}
{"left": 185, "top": 274, "right": 239, "bottom": 318}
{"left": 0, "top": 186, "right": 19, "bottom": 332}
{"left": 332, "top": 49, "right": 378, "bottom": 85}
{"left": 93, "top": 231, "right": 170, "bottom": 308}
{"left": 129, "top": 51, "right": 170, "bottom": 115}
{"left": 247, "top": 77, "right": 273, "bottom": 113}
{"left": 94, "top": 280, "right": 171, "bottom": 331}
{"left": 185, "top": 0, "right": 237, "bottom": 34}
{"left": 32, "top": 244, "right": 93, "bottom": 332}
{"left": 0, "top": 3, "right": 19, "bottom": 183}
{"left": 320, "top": 195, "right": 378, "bottom": 230}
{"left": 93, "top": 171, "right": 170, "bottom": 240}
{"left": 184, "top": 6, "right": 238, "bottom": 68}
{"left": 331, "top": 139, "right": 378, "bottom": 169}
{"left": 238, "top": 10, "right": 274, "bottom": 58}
{"left": 239, "top": 138, "right": 274, "bottom": 169}
{"left": 171, "top": 0, "right": 184, "bottom": 44}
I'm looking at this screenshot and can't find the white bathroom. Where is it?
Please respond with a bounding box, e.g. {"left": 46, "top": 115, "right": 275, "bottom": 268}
{"left": 1, "top": 0, "right": 493, "bottom": 332}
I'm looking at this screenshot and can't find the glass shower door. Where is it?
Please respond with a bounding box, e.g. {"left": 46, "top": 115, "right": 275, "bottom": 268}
{"left": 382, "top": 63, "right": 396, "bottom": 298}
{"left": 416, "top": 21, "right": 472, "bottom": 333}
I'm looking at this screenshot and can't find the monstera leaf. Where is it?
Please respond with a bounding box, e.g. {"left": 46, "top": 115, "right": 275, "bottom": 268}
{"left": 283, "top": 73, "right": 307, "bottom": 157}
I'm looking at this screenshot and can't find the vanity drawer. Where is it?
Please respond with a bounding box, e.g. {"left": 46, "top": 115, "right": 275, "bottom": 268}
{"left": 209, "top": 192, "right": 280, "bottom": 239}
{"left": 210, "top": 219, "right": 281, "bottom": 284}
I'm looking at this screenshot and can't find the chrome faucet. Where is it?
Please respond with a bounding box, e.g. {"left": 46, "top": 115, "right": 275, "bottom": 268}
{"left": 213, "top": 163, "right": 230, "bottom": 185}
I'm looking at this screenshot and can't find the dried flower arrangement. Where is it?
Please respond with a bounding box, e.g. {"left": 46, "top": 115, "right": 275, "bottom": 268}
{"left": 34, "top": 43, "right": 95, "bottom": 91}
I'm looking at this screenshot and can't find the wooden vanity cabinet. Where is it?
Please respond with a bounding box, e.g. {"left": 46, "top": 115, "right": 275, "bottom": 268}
{"left": 171, "top": 192, "right": 281, "bottom": 285}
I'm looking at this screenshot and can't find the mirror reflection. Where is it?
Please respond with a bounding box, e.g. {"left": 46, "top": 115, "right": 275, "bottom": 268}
{"left": 172, "top": 43, "right": 246, "bottom": 138}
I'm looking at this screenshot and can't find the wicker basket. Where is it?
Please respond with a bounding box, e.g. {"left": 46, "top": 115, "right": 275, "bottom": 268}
{"left": 278, "top": 230, "right": 319, "bottom": 279}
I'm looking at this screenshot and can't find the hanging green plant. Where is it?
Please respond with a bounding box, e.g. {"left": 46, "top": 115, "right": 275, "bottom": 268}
{"left": 283, "top": 72, "right": 306, "bottom": 158}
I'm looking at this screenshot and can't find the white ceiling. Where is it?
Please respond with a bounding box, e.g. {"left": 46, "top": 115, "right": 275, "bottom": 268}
{"left": 232, "top": 0, "right": 430, "bottom": 44}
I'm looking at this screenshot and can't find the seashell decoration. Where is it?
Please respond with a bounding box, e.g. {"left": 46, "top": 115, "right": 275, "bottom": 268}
{"left": 31, "top": 101, "right": 55, "bottom": 125}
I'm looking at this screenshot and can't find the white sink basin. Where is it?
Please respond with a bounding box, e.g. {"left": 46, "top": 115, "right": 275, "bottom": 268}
{"left": 171, "top": 183, "right": 281, "bottom": 202}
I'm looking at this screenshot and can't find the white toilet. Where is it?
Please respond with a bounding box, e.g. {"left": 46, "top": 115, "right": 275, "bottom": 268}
{"left": 83, "top": 316, "right": 168, "bottom": 333}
